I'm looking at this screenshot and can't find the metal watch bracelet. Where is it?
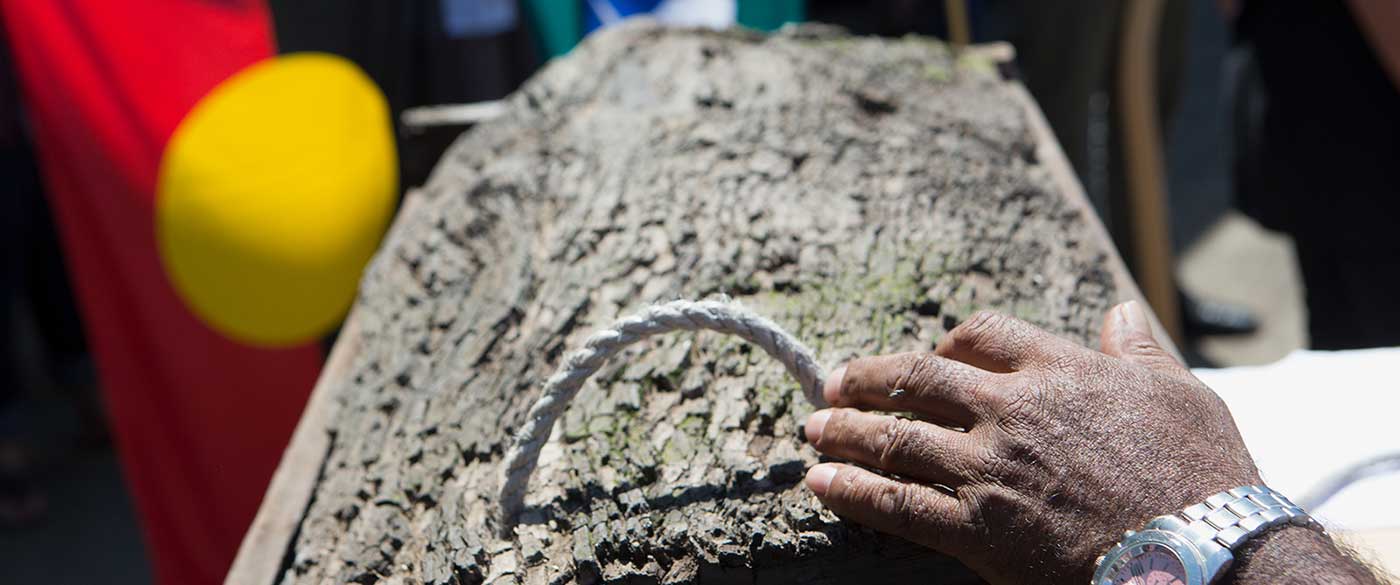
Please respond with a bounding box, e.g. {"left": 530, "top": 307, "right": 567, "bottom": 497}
{"left": 1093, "top": 485, "right": 1326, "bottom": 584}
{"left": 1177, "top": 485, "right": 1323, "bottom": 551}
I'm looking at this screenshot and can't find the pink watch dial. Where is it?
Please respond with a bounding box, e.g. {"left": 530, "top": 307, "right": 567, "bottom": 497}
{"left": 1110, "top": 546, "right": 1188, "bottom": 585}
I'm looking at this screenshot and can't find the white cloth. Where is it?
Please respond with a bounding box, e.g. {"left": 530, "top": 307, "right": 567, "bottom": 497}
{"left": 1194, "top": 348, "right": 1400, "bottom": 531}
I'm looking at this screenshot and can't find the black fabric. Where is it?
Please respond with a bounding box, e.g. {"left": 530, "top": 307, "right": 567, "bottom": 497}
{"left": 1, "top": 36, "right": 90, "bottom": 414}
{"left": 1236, "top": 2, "right": 1400, "bottom": 349}
{"left": 1, "top": 37, "right": 26, "bottom": 415}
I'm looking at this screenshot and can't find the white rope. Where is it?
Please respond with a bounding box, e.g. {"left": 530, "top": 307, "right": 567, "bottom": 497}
{"left": 496, "top": 298, "right": 827, "bottom": 533}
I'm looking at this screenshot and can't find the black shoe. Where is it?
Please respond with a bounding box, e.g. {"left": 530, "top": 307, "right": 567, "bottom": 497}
{"left": 1181, "top": 291, "right": 1259, "bottom": 338}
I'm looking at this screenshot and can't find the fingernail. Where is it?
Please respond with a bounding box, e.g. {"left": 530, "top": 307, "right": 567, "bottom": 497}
{"left": 1120, "top": 300, "right": 1153, "bottom": 337}
{"left": 823, "top": 366, "right": 846, "bottom": 405}
{"left": 805, "top": 410, "right": 831, "bottom": 444}
{"left": 806, "top": 463, "right": 837, "bottom": 496}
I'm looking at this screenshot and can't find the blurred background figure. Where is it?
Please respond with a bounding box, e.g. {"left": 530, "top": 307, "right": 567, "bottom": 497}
{"left": 0, "top": 36, "right": 48, "bottom": 529}
{"left": 1231, "top": 1, "right": 1400, "bottom": 350}
{"left": 2, "top": 23, "right": 108, "bottom": 527}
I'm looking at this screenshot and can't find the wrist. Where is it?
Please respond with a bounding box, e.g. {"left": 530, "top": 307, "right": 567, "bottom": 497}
{"left": 1221, "top": 525, "right": 1384, "bottom": 585}
{"left": 1090, "top": 485, "right": 1378, "bottom": 585}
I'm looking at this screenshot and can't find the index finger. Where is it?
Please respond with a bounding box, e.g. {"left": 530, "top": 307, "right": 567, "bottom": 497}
{"left": 826, "top": 352, "right": 991, "bottom": 426}
{"left": 935, "top": 311, "right": 1084, "bottom": 373}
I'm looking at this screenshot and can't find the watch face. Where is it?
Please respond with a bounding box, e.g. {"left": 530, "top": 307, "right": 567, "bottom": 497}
{"left": 1109, "top": 544, "right": 1188, "bottom": 585}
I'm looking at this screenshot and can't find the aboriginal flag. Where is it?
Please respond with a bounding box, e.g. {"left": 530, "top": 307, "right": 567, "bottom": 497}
{"left": 0, "top": 2, "right": 397, "bottom": 584}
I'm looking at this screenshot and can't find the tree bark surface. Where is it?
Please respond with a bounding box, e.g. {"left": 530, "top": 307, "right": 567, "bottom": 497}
{"left": 276, "top": 22, "right": 1119, "bottom": 585}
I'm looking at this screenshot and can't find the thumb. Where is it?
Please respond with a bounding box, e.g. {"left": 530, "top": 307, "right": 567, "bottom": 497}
{"left": 1100, "top": 300, "right": 1187, "bottom": 374}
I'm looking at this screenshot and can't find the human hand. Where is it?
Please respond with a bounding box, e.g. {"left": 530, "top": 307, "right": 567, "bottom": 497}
{"left": 802, "top": 301, "right": 1261, "bottom": 584}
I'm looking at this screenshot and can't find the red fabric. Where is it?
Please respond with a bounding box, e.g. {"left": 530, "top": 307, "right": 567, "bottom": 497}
{"left": 0, "top": 2, "right": 322, "bottom": 584}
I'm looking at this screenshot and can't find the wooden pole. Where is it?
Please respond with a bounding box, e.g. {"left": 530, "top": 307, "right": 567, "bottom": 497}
{"left": 945, "top": 0, "right": 971, "bottom": 48}
{"left": 1117, "top": 0, "right": 1183, "bottom": 344}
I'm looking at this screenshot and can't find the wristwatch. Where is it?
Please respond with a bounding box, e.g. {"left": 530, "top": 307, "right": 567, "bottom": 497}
{"left": 1091, "top": 485, "right": 1324, "bottom": 585}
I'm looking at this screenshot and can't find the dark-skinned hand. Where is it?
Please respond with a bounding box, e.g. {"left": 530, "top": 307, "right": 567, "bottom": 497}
{"left": 802, "top": 301, "right": 1262, "bottom": 584}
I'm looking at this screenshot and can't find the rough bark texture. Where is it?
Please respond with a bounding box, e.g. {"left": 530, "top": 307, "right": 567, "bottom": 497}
{"left": 277, "top": 22, "right": 1116, "bottom": 585}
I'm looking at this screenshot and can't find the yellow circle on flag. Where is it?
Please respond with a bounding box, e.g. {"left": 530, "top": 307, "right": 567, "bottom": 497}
{"left": 156, "top": 53, "right": 397, "bottom": 347}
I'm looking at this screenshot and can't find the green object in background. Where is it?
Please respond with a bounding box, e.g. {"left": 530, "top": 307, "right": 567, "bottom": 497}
{"left": 737, "top": 0, "right": 804, "bottom": 31}
{"left": 522, "top": 0, "right": 805, "bottom": 58}
{"left": 522, "top": 0, "right": 581, "bottom": 58}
